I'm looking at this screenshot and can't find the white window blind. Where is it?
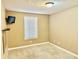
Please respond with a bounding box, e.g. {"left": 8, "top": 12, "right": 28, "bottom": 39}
{"left": 24, "top": 16, "right": 38, "bottom": 40}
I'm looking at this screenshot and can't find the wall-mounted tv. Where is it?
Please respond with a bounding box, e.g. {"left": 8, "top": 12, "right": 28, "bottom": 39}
{"left": 6, "top": 16, "right": 16, "bottom": 24}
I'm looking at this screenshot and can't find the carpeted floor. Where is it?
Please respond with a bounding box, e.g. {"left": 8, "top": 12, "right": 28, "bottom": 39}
{"left": 8, "top": 43, "right": 78, "bottom": 59}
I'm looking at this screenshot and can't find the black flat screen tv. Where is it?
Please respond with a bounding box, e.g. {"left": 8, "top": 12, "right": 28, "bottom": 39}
{"left": 6, "top": 16, "right": 16, "bottom": 24}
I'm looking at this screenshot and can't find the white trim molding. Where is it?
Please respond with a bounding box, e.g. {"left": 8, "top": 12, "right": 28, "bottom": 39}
{"left": 8, "top": 42, "right": 78, "bottom": 58}
{"left": 49, "top": 43, "right": 78, "bottom": 58}
{"left": 8, "top": 42, "right": 49, "bottom": 51}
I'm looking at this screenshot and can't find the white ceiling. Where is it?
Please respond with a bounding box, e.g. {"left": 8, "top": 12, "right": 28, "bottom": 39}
{"left": 4, "top": 0, "right": 77, "bottom": 15}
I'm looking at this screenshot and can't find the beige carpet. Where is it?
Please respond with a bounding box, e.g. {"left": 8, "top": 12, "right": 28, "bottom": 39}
{"left": 8, "top": 43, "right": 77, "bottom": 59}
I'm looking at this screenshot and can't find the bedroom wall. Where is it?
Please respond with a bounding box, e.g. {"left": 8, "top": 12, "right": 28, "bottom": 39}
{"left": 49, "top": 6, "right": 78, "bottom": 54}
{"left": 6, "top": 11, "right": 49, "bottom": 48}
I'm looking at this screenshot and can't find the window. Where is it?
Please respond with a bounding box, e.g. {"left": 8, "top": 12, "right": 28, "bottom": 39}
{"left": 24, "top": 16, "right": 38, "bottom": 40}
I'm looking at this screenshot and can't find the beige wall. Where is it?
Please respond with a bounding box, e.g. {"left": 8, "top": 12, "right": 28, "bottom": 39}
{"left": 6, "top": 11, "right": 49, "bottom": 48}
{"left": 49, "top": 6, "right": 78, "bottom": 54}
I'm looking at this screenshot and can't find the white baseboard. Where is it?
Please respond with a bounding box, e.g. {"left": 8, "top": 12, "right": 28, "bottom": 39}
{"left": 8, "top": 42, "right": 49, "bottom": 51}
{"left": 49, "top": 42, "right": 78, "bottom": 58}
{"left": 8, "top": 42, "right": 78, "bottom": 58}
